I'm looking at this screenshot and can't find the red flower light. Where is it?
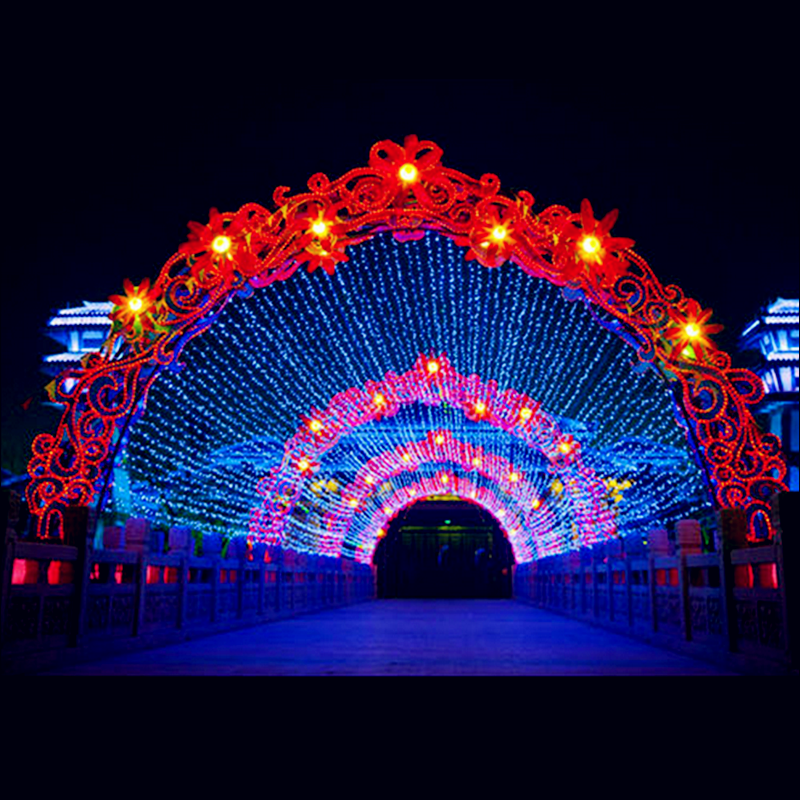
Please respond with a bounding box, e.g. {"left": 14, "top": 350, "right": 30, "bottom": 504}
{"left": 109, "top": 278, "right": 162, "bottom": 340}
{"left": 295, "top": 239, "right": 349, "bottom": 276}
{"left": 368, "top": 135, "right": 445, "bottom": 210}
{"left": 664, "top": 299, "right": 724, "bottom": 361}
{"left": 464, "top": 199, "right": 519, "bottom": 269}
{"left": 179, "top": 208, "right": 256, "bottom": 288}
{"left": 554, "top": 200, "right": 635, "bottom": 286}
{"left": 370, "top": 135, "right": 443, "bottom": 184}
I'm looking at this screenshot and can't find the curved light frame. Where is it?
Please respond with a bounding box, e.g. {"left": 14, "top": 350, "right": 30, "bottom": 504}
{"left": 26, "top": 136, "right": 786, "bottom": 542}
{"left": 248, "top": 354, "right": 614, "bottom": 552}
{"left": 317, "top": 433, "right": 561, "bottom": 561}
{"left": 353, "top": 474, "right": 541, "bottom": 565}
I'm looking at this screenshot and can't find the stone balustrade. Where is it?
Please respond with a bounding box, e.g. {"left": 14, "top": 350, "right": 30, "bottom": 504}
{"left": 1, "top": 514, "right": 375, "bottom": 674}
{"left": 514, "top": 494, "right": 798, "bottom": 674}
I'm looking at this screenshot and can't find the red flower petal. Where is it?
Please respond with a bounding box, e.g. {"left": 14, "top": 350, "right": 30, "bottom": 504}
{"left": 597, "top": 208, "right": 620, "bottom": 236}
{"left": 581, "top": 199, "right": 595, "bottom": 233}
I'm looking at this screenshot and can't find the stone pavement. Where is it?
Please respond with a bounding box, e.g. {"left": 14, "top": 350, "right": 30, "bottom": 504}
{"left": 40, "top": 600, "right": 741, "bottom": 675}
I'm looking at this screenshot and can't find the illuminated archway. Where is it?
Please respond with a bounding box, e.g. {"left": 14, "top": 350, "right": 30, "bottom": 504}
{"left": 250, "top": 354, "right": 614, "bottom": 556}
{"left": 27, "top": 136, "right": 787, "bottom": 542}
{"left": 359, "top": 475, "right": 533, "bottom": 564}
{"left": 319, "top": 434, "right": 559, "bottom": 561}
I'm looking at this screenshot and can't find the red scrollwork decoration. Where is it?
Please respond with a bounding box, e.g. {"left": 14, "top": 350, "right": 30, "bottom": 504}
{"left": 27, "top": 135, "right": 787, "bottom": 543}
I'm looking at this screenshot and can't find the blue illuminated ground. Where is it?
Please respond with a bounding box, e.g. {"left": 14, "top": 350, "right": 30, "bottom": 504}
{"left": 40, "top": 601, "right": 740, "bottom": 675}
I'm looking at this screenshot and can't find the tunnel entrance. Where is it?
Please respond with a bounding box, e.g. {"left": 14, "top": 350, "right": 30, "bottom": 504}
{"left": 374, "top": 498, "right": 514, "bottom": 599}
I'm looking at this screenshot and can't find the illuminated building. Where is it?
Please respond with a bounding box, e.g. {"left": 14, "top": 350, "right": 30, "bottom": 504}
{"left": 42, "top": 301, "right": 113, "bottom": 377}
{"left": 739, "top": 298, "right": 799, "bottom": 491}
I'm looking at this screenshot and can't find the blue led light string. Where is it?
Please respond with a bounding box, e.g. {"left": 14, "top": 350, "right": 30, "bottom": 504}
{"left": 123, "top": 233, "right": 711, "bottom": 554}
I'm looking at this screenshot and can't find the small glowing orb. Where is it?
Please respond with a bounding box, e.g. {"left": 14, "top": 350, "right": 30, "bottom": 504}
{"left": 348, "top": 498, "right": 359, "bottom": 508}
{"left": 402, "top": 454, "right": 412, "bottom": 463}
{"left": 559, "top": 441, "right": 573, "bottom": 455}
{"left": 685, "top": 323, "right": 701, "bottom": 339}
{"left": 319, "top": 250, "right": 329, "bottom": 258}
{"left": 509, "top": 472, "right": 520, "bottom": 483}
{"left": 384, "top": 506, "right": 392, "bottom": 515}
{"left": 298, "top": 459, "right": 311, "bottom": 472}
{"left": 409, "top": 489, "right": 417, "bottom": 496}
{"left": 427, "top": 361, "right": 440, "bottom": 374}
{"left": 682, "top": 347, "right": 694, "bottom": 358}
{"left": 492, "top": 226, "right": 508, "bottom": 242}
{"left": 435, "top": 435, "right": 445, "bottom": 445}
{"left": 128, "top": 297, "right": 143, "bottom": 312}
{"left": 472, "top": 458, "right": 482, "bottom": 469}
{"left": 365, "top": 476, "right": 375, "bottom": 486}
{"left": 312, "top": 221, "right": 328, "bottom": 236}
{"left": 532, "top": 499, "right": 542, "bottom": 510}
{"left": 377, "top": 529, "right": 386, "bottom": 539}
{"left": 373, "top": 393, "right": 386, "bottom": 406}
{"left": 498, "top": 510, "right": 506, "bottom": 518}
{"left": 212, "top": 235, "right": 232, "bottom": 254}
{"left": 399, "top": 163, "right": 418, "bottom": 183}
{"left": 475, "top": 402, "right": 487, "bottom": 415}
{"left": 309, "top": 420, "right": 324, "bottom": 433}
{"left": 581, "top": 236, "right": 601, "bottom": 255}
{"left": 520, "top": 407, "right": 532, "bottom": 421}
{"left": 441, "top": 474, "right": 449, "bottom": 484}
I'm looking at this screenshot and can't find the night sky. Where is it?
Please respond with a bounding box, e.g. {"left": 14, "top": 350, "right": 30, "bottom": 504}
{"left": 3, "top": 73, "right": 797, "bottom": 475}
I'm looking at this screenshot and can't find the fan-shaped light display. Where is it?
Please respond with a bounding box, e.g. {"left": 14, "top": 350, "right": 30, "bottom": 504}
{"left": 122, "top": 233, "right": 712, "bottom": 561}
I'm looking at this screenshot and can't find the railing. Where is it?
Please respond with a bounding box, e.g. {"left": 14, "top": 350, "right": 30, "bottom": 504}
{"left": 1, "top": 515, "right": 376, "bottom": 674}
{"left": 513, "top": 494, "right": 798, "bottom": 674}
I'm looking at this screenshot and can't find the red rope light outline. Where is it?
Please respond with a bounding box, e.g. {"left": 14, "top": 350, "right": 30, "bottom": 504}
{"left": 26, "top": 136, "right": 787, "bottom": 542}
{"left": 248, "top": 354, "right": 615, "bottom": 555}
{"left": 317, "top": 436, "right": 560, "bottom": 563}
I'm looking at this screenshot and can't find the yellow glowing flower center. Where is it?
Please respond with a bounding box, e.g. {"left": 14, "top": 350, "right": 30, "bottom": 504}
{"left": 373, "top": 393, "right": 386, "bottom": 406}
{"left": 473, "top": 458, "right": 482, "bottom": 468}
{"left": 685, "top": 324, "right": 701, "bottom": 339}
{"left": 399, "top": 163, "right": 418, "bottom": 183}
{"left": 520, "top": 408, "right": 532, "bottom": 421}
{"left": 377, "top": 529, "right": 386, "bottom": 539}
{"left": 427, "top": 361, "right": 440, "bottom": 374}
{"left": 310, "top": 420, "right": 324, "bottom": 433}
{"left": 212, "top": 236, "right": 232, "bottom": 254}
{"left": 384, "top": 507, "right": 392, "bottom": 515}
{"left": 349, "top": 499, "right": 358, "bottom": 508}
{"left": 532, "top": 499, "right": 542, "bottom": 510}
{"left": 498, "top": 510, "right": 506, "bottom": 518}
{"left": 559, "top": 442, "right": 572, "bottom": 455}
{"left": 365, "top": 476, "right": 375, "bottom": 486}
{"left": 298, "top": 459, "right": 311, "bottom": 472}
{"left": 435, "top": 435, "right": 445, "bottom": 445}
{"left": 475, "top": 402, "right": 487, "bottom": 415}
{"left": 312, "top": 221, "right": 328, "bottom": 236}
{"left": 509, "top": 473, "right": 520, "bottom": 483}
{"left": 492, "top": 226, "right": 508, "bottom": 242}
{"left": 441, "top": 474, "right": 449, "bottom": 484}
{"left": 402, "top": 454, "right": 411, "bottom": 463}
{"left": 128, "top": 297, "right": 143, "bottom": 313}
{"left": 582, "top": 236, "right": 601, "bottom": 255}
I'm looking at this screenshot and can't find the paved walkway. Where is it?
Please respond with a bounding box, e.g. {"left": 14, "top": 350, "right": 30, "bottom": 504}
{"left": 39, "top": 601, "right": 742, "bottom": 675}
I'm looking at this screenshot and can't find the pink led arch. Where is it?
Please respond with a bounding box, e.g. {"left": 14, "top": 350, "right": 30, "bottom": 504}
{"left": 248, "top": 354, "right": 615, "bottom": 552}
{"left": 349, "top": 474, "right": 544, "bottom": 565}
{"left": 318, "top": 430, "right": 584, "bottom": 561}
